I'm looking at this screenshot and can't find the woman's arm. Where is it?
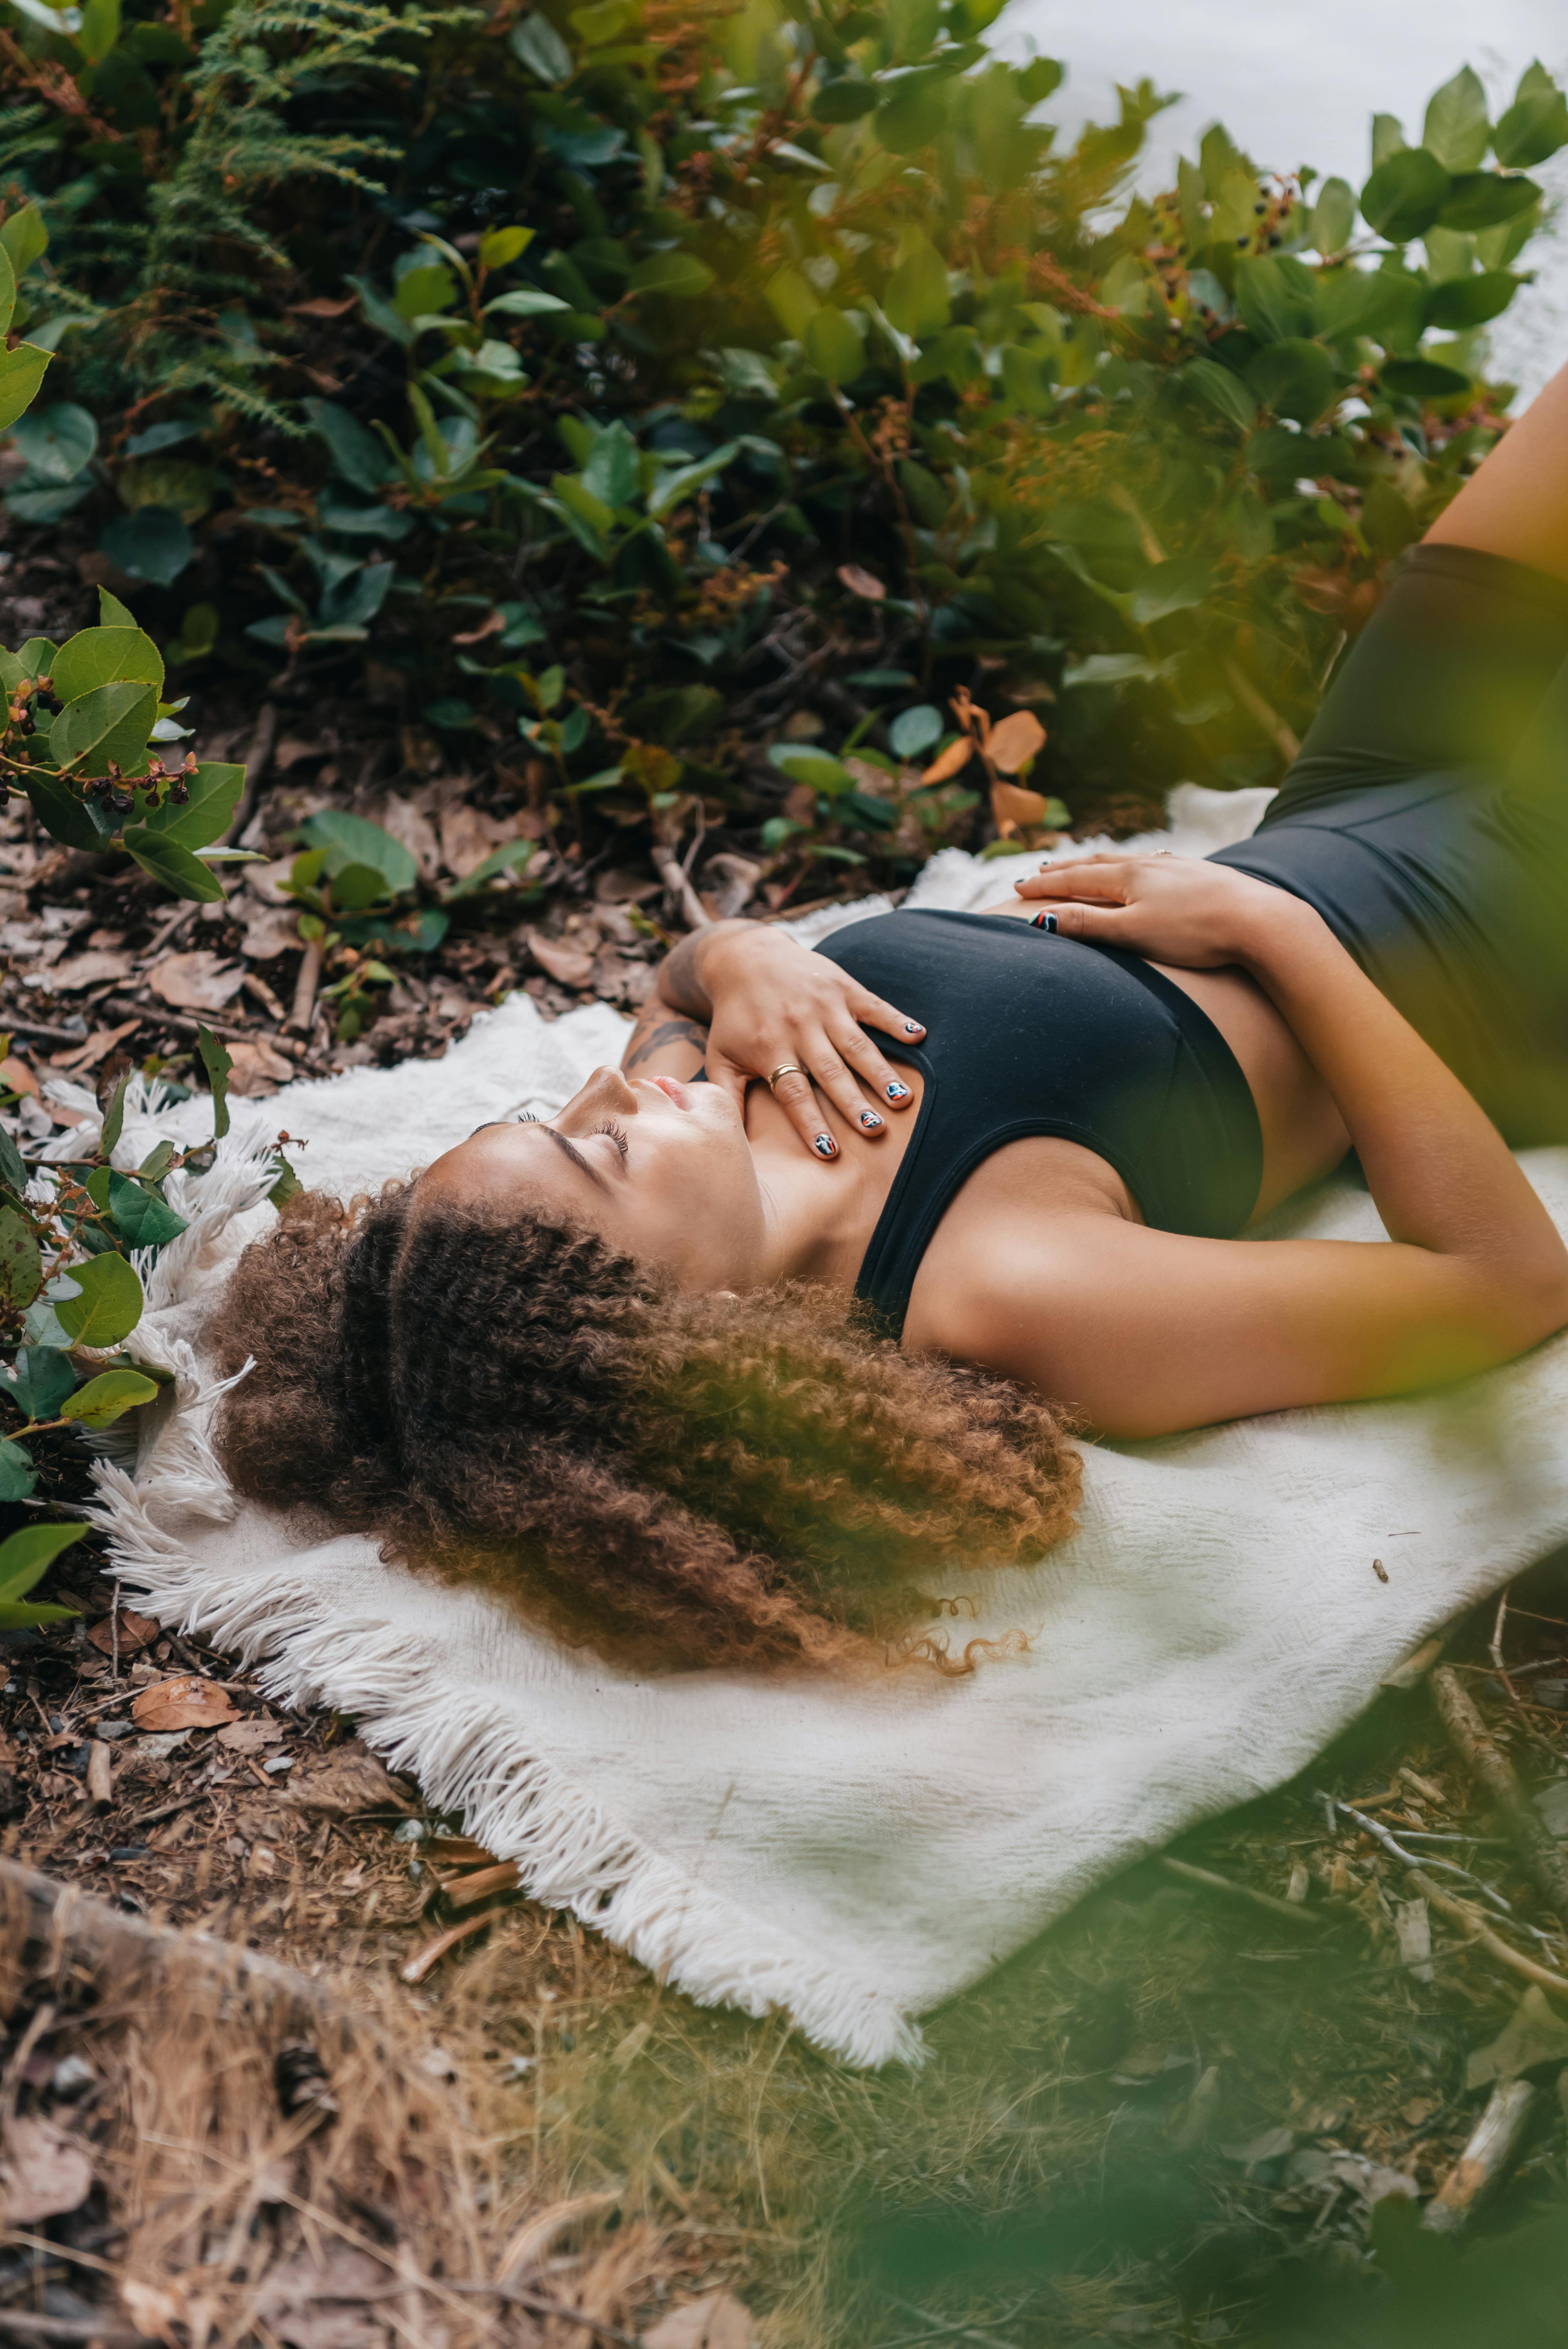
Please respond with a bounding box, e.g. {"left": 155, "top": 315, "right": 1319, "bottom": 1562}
{"left": 930, "top": 856, "right": 1568, "bottom": 1434}
{"left": 657, "top": 918, "right": 926, "bottom": 1155}
{"left": 619, "top": 988, "right": 709, "bottom": 1080}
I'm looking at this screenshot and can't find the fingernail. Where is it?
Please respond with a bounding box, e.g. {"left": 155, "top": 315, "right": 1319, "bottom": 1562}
{"left": 858, "top": 1109, "right": 884, "bottom": 1130}
{"left": 885, "top": 1080, "right": 911, "bottom": 1102}
{"left": 813, "top": 1133, "right": 838, "bottom": 1159}
{"left": 1032, "top": 911, "right": 1058, "bottom": 934}
{"left": 903, "top": 1020, "right": 924, "bottom": 1035}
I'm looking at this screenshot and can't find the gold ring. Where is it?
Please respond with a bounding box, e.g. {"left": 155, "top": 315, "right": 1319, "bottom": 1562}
{"left": 767, "top": 1062, "right": 804, "bottom": 1090}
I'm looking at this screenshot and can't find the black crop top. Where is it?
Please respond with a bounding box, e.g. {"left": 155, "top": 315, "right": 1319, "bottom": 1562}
{"left": 812, "top": 909, "right": 1263, "bottom": 1339}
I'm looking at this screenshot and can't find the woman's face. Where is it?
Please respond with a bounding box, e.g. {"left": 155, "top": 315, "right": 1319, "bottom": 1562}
{"left": 420, "top": 1066, "right": 767, "bottom": 1289}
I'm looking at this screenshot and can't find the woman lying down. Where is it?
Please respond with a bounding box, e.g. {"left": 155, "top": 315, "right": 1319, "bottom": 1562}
{"left": 219, "top": 362, "right": 1568, "bottom": 1676}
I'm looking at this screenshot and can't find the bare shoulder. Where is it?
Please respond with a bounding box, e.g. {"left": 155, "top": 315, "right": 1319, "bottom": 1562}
{"left": 620, "top": 993, "right": 709, "bottom": 1078}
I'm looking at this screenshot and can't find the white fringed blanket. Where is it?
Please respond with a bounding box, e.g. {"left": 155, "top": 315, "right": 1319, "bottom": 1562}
{"left": 67, "top": 787, "right": 1568, "bottom": 2067}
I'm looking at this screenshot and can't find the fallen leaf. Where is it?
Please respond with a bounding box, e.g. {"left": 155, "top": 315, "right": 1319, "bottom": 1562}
{"left": 287, "top": 294, "right": 359, "bottom": 317}
{"left": 1466, "top": 1985, "right": 1568, "bottom": 2088}
{"left": 836, "top": 562, "right": 885, "bottom": 602}
{"left": 26, "top": 950, "right": 135, "bottom": 993}
{"left": 919, "top": 736, "right": 975, "bottom": 786}
{"left": 244, "top": 856, "right": 304, "bottom": 908}
{"left": 986, "top": 709, "right": 1047, "bottom": 774}
{"left": 525, "top": 930, "right": 595, "bottom": 989}
{"left": 86, "top": 1606, "right": 160, "bottom": 1658}
{"left": 240, "top": 905, "right": 301, "bottom": 962}
{"left": 451, "top": 609, "right": 505, "bottom": 645}
{"left": 226, "top": 1039, "right": 296, "bottom": 1097}
{"left": 50, "top": 1020, "right": 141, "bottom": 1075}
{"left": 0, "top": 1056, "right": 38, "bottom": 1096}
{"left": 216, "top": 1717, "right": 286, "bottom": 1752}
{"left": 121, "top": 2280, "right": 187, "bottom": 2340}
{"left": 644, "top": 2291, "right": 758, "bottom": 2349}
{"left": 0, "top": 2115, "right": 94, "bottom": 2224}
{"left": 256, "top": 2240, "right": 394, "bottom": 2349}
{"left": 147, "top": 952, "right": 247, "bottom": 1013}
{"left": 371, "top": 797, "right": 441, "bottom": 884}
{"left": 286, "top": 1740, "right": 414, "bottom": 1817}
{"left": 131, "top": 1674, "right": 238, "bottom": 1732}
{"left": 438, "top": 802, "right": 512, "bottom": 880}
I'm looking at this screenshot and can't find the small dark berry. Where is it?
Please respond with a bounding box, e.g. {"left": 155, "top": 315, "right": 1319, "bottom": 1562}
{"left": 171, "top": 781, "right": 190, "bottom": 804}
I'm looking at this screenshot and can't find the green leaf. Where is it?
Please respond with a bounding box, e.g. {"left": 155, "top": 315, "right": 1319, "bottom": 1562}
{"left": 10, "top": 401, "right": 97, "bottom": 484}
{"left": 0, "top": 1209, "right": 42, "bottom": 1312}
{"left": 0, "top": 1442, "right": 35, "bottom": 1503}
{"left": 1130, "top": 555, "right": 1214, "bottom": 625}
{"left": 300, "top": 810, "right": 418, "bottom": 895}
{"left": 1438, "top": 172, "right": 1541, "bottom": 231}
{"left": 1360, "top": 148, "right": 1451, "bottom": 242}
{"left": 1312, "top": 266, "right": 1410, "bottom": 342}
{"left": 626, "top": 253, "right": 715, "bottom": 300}
{"left": 1424, "top": 269, "right": 1522, "bottom": 330}
{"left": 0, "top": 1122, "right": 26, "bottom": 1199}
{"left": 510, "top": 11, "right": 574, "bottom": 81}
{"left": 802, "top": 307, "right": 865, "bottom": 385}
{"left": 1422, "top": 66, "right": 1489, "bottom": 172}
{"left": 768, "top": 745, "right": 856, "bottom": 797}
{"left": 812, "top": 77, "right": 877, "bottom": 123}
{"left": 54, "top": 1251, "right": 143, "bottom": 1347}
{"left": 0, "top": 204, "right": 47, "bottom": 278}
{"left": 1494, "top": 84, "right": 1568, "bottom": 170}
{"left": 888, "top": 705, "right": 943, "bottom": 759}
{"left": 331, "top": 861, "right": 393, "bottom": 912}
{"left": 394, "top": 264, "right": 458, "bottom": 323}
{"left": 137, "top": 761, "right": 243, "bottom": 852}
{"left": 1310, "top": 176, "right": 1357, "bottom": 255}
{"left": 21, "top": 770, "right": 103, "bottom": 855}
{"left": 1, "top": 1348, "right": 75, "bottom": 1422}
{"left": 50, "top": 623, "right": 164, "bottom": 705}
{"left": 0, "top": 344, "right": 52, "bottom": 436}
{"left": 50, "top": 680, "right": 157, "bottom": 776}
{"left": 1184, "top": 358, "right": 1257, "bottom": 430}
{"left": 99, "top": 507, "right": 193, "bottom": 587}
{"left": 646, "top": 443, "right": 738, "bottom": 520}
{"left": 884, "top": 234, "right": 950, "bottom": 338}
{"left": 60, "top": 1368, "right": 159, "bottom": 1426}
{"left": 304, "top": 399, "right": 392, "bottom": 495}
{"left": 0, "top": 245, "right": 13, "bottom": 340}
{"left": 1381, "top": 355, "right": 1473, "bottom": 400}
{"left": 107, "top": 1172, "right": 188, "bottom": 1249}
{"left": 479, "top": 226, "right": 533, "bottom": 271}
{"left": 482, "top": 286, "right": 571, "bottom": 319}
{"left": 1245, "top": 338, "right": 1338, "bottom": 425}
{"left": 0, "top": 1522, "right": 84, "bottom": 1602}
{"left": 98, "top": 586, "right": 137, "bottom": 627}
{"left": 196, "top": 1026, "right": 232, "bottom": 1142}
{"left": 268, "top": 1154, "right": 303, "bottom": 1209}
{"left": 122, "top": 826, "right": 225, "bottom": 902}
{"left": 100, "top": 1071, "right": 130, "bottom": 1156}
{"left": 441, "top": 838, "right": 536, "bottom": 900}
{"left": 1232, "top": 257, "right": 1310, "bottom": 344}
{"left": 581, "top": 420, "right": 639, "bottom": 508}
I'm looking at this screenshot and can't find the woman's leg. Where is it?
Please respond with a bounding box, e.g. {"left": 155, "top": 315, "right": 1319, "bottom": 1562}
{"left": 1425, "top": 358, "right": 1568, "bottom": 581}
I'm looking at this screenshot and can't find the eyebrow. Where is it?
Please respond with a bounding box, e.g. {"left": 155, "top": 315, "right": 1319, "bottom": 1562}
{"left": 464, "top": 1116, "right": 609, "bottom": 1194}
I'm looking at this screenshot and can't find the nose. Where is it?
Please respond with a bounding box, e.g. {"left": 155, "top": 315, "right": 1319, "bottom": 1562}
{"left": 557, "top": 1065, "right": 640, "bottom": 1125}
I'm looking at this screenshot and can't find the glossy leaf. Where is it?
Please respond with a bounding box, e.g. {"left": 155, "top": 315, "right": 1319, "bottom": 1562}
{"left": 60, "top": 1368, "right": 159, "bottom": 1425}
{"left": 107, "top": 1171, "right": 189, "bottom": 1249}
{"left": 1438, "top": 171, "right": 1541, "bottom": 230}
{"left": 0, "top": 344, "right": 52, "bottom": 435}
{"left": 122, "top": 826, "right": 225, "bottom": 902}
{"left": 1360, "top": 148, "right": 1451, "bottom": 242}
{"left": 0, "top": 1210, "right": 42, "bottom": 1312}
{"left": 54, "top": 1252, "right": 144, "bottom": 1348}
{"left": 0, "top": 1348, "right": 75, "bottom": 1422}
{"left": 0, "top": 1522, "right": 86, "bottom": 1602}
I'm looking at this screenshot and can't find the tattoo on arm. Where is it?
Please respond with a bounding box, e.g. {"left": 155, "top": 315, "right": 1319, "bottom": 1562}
{"left": 624, "top": 1014, "right": 710, "bottom": 1072}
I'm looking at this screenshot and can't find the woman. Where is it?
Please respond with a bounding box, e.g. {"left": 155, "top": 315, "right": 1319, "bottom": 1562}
{"left": 220, "top": 367, "right": 1568, "bottom": 1673}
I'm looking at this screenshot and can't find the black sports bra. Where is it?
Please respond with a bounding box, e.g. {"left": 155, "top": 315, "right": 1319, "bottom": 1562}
{"left": 812, "top": 909, "right": 1264, "bottom": 1339}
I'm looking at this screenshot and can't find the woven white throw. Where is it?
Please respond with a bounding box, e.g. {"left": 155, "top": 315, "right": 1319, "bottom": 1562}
{"left": 58, "top": 785, "right": 1568, "bottom": 2067}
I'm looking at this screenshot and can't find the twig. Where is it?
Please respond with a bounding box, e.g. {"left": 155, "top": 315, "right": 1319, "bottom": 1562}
{"left": 99, "top": 997, "right": 305, "bottom": 1056}
{"left": 1429, "top": 1665, "right": 1568, "bottom": 1930}
{"left": 224, "top": 701, "right": 277, "bottom": 846}
{"left": 123, "top": 1789, "right": 212, "bottom": 1833}
{"left": 1491, "top": 1590, "right": 1523, "bottom": 1708}
{"left": 1159, "top": 1855, "right": 1328, "bottom": 1929}
{"left": 1422, "top": 2078, "right": 1537, "bottom": 2235}
{"left": 400, "top": 1908, "right": 497, "bottom": 1983}
{"left": 289, "top": 937, "right": 323, "bottom": 1034}
{"left": 649, "top": 843, "right": 711, "bottom": 932}
{"left": 1327, "top": 1796, "right": 1533, "bottom": 1924}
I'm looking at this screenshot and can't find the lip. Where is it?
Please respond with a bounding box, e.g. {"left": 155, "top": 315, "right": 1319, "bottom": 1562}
{"left": 646, "top": 1074, "right": 692, "bottom": 1110}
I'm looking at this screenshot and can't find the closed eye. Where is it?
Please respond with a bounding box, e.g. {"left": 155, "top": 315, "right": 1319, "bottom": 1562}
{"left": 593, "top": 1118, "right": 629, "bottom": 1165}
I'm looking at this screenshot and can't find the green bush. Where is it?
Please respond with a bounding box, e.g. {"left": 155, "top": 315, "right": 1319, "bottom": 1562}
{"left": 0, "top": 12, "right": 1561, "bottom": 890}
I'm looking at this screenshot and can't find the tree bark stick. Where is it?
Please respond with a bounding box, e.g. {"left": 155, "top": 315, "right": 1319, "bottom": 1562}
{"left": 1429, "top": 1665, "right": 1568, "bottom": 1931}
{"left": 1422, "top": 2078, "right": 1537, "bottom": 2234}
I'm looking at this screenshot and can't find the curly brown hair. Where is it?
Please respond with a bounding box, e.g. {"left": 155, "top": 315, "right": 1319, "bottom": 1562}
{"left": 215, "top": 1184, "right": 1081, "bottom": 1674}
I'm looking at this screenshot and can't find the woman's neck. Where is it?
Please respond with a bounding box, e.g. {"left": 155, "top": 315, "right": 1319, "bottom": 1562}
{"left": 743, "top": 1079, "right": 921, "bottom": 1290}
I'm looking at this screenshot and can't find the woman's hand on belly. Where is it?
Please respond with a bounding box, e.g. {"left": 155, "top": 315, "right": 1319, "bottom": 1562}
{"left": 1009, "top": 851, "right": 1290, "bottom": 967}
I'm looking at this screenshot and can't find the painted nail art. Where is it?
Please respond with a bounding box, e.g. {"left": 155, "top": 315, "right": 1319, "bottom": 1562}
{"left": 885, "top": 1079, "right": 911, "bottom": 1102}
{"left": 813, "top": 1133, "right": 838, "bottom": 1159}
{"left": 903, "top": 1020, "right": 924, "bottom": 1035}
{"left": 858, "top": 1109, "right": 884, "bottom": 1130}
{"left": 1031, "top": 910, "right": 1058, "bottom": 933}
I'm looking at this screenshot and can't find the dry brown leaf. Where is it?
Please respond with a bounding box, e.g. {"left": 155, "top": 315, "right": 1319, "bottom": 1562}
{"left": 644, "top": 2291, "right": 758, "bottom": 2349}
{"left": 147, "top": 952, "right": 247, "bottom": 1013}
{"left": 0, "top": 1055, "right": 37, "bottom": 1097}
{"left": 0, "top": 2115, "right": 94, "bottom": 2225}
{"left": 991, "top": 782, "right": 1051, "bottom": 837}
{"left": 986, "top": 709, "right": 1047, "bottom": 774}
{"left": 836, "top": 562, "right": 885, "bottom": 601}
{"left": 131, "top": 1674, "right": 238, "bottom": 1732}
{"left": 286, "top": 1740, "right": 414, "bottom": 1817}
{"left": 30, "top": 949, "right": 135, "bottom": 993}
{"left": 526, "top": 930, "right": 595, "bottom": 989}
{"left": 255, "top": 2240, "right": 394, "bottom": 2349}
{"left": 50, "top": 1019, "right": 141, "bottom": 1075}
{"left": 438, "top": 802, "right": 511, "bottom": 880}
{"left": 86, "top": 1606, "right": 160, "bottom": 1658}
{"left": 919, "top": 736, "right": 975, "bottom": 786}
{"left": 495, "top": 2187, "right": 622, "bottom": 2285}
{"left": 226, "top": 1039, "right": 296, "bottom": 1097}
{"left": 239, "top": 905, "right": 302, "bottom": 962}
{"left": 1466, "top": 1985, "right": 1568, "bottom": 2088}
{"left": 451, "top": 609, "right": 505, "bottom": 646}
{"left": 371, "top": 796, "right": 441, "bottom": 884}
{"left": 286, "top": 294, "right": 359, "bottom": 317}
{"left": 215, "top": 1717, "right": 286, "bottom": 1752}
{"left": 244, "top": 856, "right": 303, "bottom": 907}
